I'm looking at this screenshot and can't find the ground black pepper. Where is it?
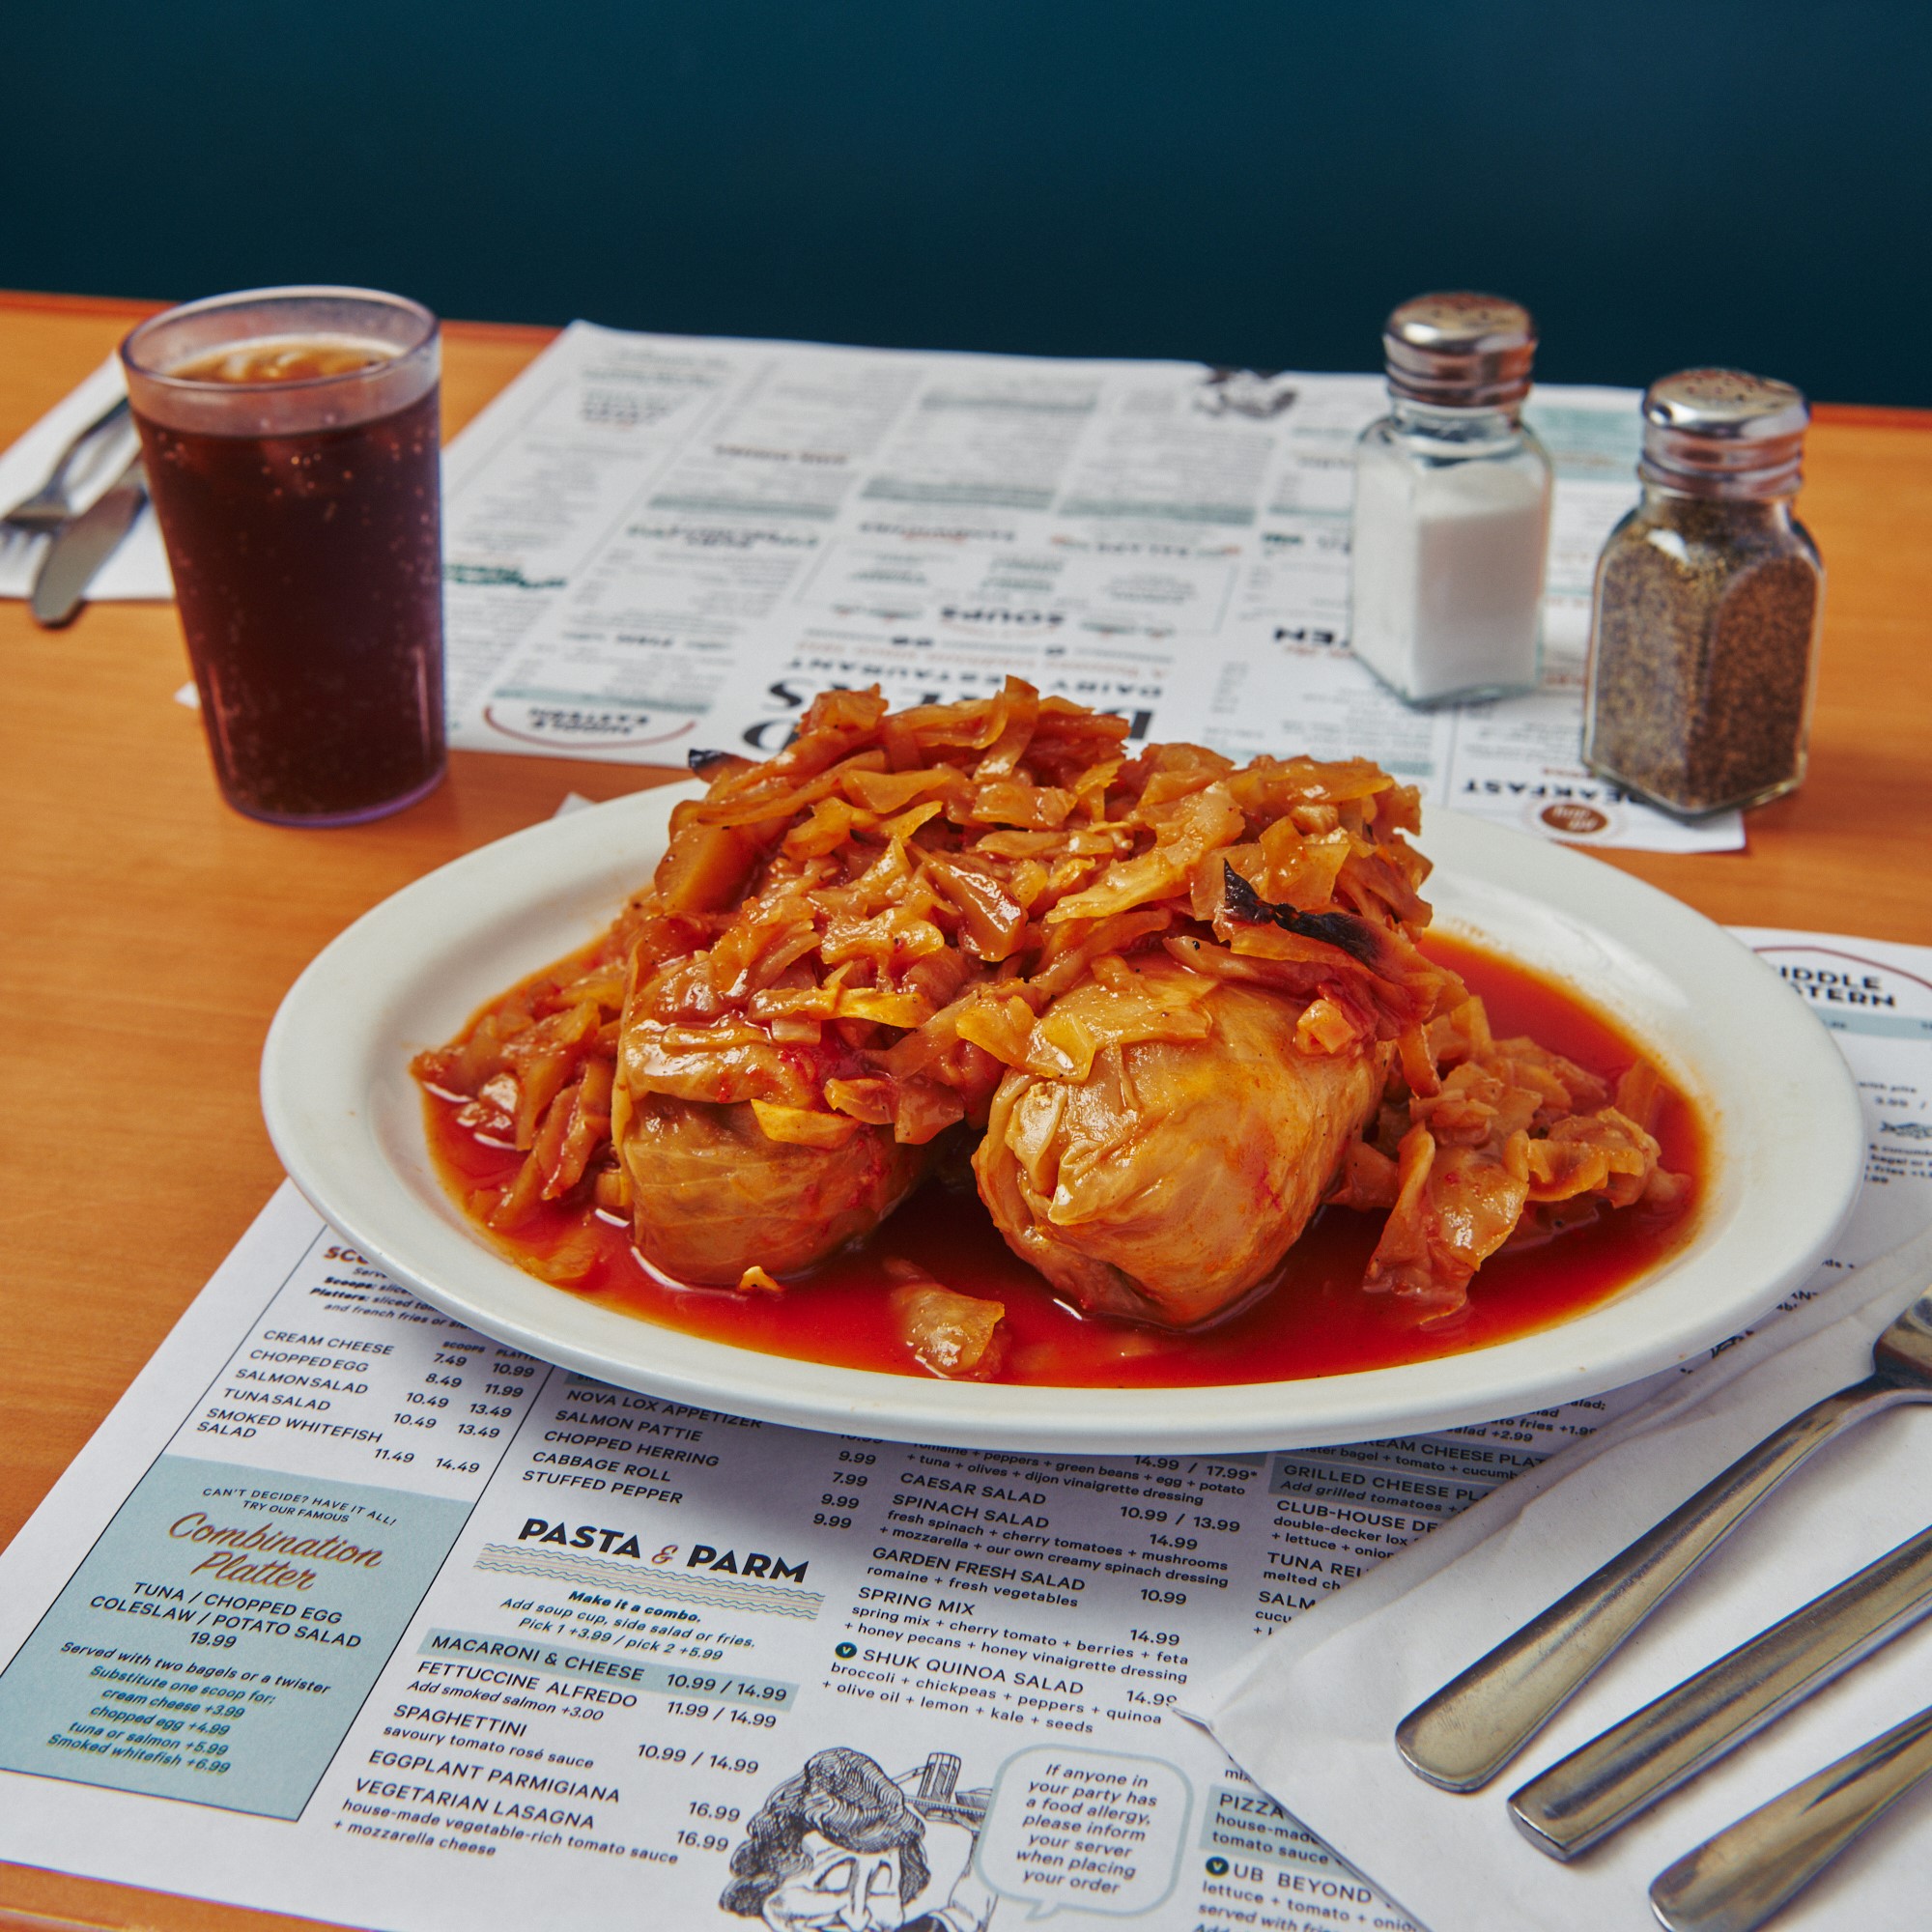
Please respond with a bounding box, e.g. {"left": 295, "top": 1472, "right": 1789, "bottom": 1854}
{"left": 1585, "top": 497, "right": 1821, "bottom": 814}
{"left": 1583, "top": 368, "right": 1824, "bottom": 817}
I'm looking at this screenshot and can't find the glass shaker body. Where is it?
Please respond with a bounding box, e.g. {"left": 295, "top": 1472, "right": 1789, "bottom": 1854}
{"left": 1350, "top": 397, "right": 1553, "bottom": 706}
{"left": 1583, "top": 486, "right": 1822, "bottom": 815}
{"left": 1582, "top": 369, "right": 1823, "bottom": 818}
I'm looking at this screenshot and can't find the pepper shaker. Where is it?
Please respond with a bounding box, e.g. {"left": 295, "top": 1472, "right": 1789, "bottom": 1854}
{"left": 1583, "top": 370, "right": 1824, "bottom": 815}
{"left": 1349, "top": 294, "right": 1554, "bottom": 706}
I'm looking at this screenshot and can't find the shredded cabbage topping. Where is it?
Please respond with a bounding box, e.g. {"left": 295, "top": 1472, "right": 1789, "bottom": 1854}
{"left": 414, "top": 679, "right": 1690, "bottom": 1332}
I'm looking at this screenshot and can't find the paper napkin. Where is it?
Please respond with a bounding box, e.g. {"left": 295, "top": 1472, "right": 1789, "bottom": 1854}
{"left": 1186, "top": 1218, "right": 1932, "bottom": 1932}
{"left": 0, "top": 357, "right": 171, "bottom": 602}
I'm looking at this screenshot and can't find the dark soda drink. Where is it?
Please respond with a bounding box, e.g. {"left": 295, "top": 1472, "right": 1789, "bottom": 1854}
{"left": 138, "top": 375, "right": 442, "bottom": 821}
{"left": 122, "top": 290, "right": 445, "bottom": 825}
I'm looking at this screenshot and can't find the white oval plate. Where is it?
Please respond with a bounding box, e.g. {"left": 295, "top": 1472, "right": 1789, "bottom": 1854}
{"left": 262, "top": 785, "right": 1861, "bottom": 1453}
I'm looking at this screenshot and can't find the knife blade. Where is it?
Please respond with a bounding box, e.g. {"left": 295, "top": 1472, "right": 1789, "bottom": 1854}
{"left": 30, "top": 455, "right": 149, "bottom": 628}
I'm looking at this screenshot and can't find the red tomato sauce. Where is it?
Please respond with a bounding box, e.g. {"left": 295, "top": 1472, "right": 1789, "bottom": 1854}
{"left": 423, "top": 933, "right": 1703, "bottom": 1387}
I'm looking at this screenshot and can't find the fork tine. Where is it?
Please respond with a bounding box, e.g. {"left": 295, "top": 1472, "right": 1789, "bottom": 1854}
{"left": 1, "top": 393, "right": 135, "bottom": 527}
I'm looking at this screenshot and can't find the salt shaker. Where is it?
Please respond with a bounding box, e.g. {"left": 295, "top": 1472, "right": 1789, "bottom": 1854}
{"left": 1582, "top": 370, "right": 1824, "bottom": 815}
{"left": 1349, "top": 294, "right": 1553, "bottom": 705}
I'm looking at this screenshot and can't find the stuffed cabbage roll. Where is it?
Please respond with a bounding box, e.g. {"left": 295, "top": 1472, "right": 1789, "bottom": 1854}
{"left": 974, "top": 965, "right": 1392, "bottom": 1326}
{"left": 617, "top": 1094, "right": 925, "bottom": 1286}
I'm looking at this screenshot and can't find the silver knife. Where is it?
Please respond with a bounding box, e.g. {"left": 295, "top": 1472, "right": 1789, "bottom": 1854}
{"left": 30, "top": 454, "right": 149, "bottom": 629}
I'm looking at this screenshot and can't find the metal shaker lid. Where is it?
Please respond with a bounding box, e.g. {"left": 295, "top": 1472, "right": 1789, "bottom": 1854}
{"left": 1383, "top": 293, "right": 1538, "bottom": 408}
{"left": 1639, "top": 368, "right": 1809, "bottom": 497}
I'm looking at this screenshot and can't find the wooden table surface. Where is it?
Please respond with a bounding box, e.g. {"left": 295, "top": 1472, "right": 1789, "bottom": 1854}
{"left": 3, "top": 289, "right": 1930, "bottom": 1930}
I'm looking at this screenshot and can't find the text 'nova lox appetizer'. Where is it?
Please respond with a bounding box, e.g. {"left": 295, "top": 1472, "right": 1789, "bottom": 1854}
{"left": 414, "top": 682, "right": 1688, "bottom": 1380}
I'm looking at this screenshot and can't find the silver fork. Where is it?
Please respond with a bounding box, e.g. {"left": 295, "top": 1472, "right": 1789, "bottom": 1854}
{"left": 0, "top": 394, "right": 133, "bottom": 552}
{"left": 1394, "top": 1285, "right": 1932, "bottom": 1792}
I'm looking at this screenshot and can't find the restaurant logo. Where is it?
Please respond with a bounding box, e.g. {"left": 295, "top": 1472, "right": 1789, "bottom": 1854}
{"left": 1538, "top": 801, "right": 1610, "bottom": 837}
{"left": 482, "top": 699, "right": 698, "bottom": 752}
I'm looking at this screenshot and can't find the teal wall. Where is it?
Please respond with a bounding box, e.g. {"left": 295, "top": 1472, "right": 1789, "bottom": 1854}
{"left": 13, "top": 2, "right": 1929, "bottom": 402}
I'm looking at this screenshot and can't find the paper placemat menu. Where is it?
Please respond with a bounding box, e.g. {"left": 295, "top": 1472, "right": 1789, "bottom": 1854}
{"left": 1, "top": 926, "right": 1923, "bottom": 1932}
{"left": 440, "top": 325, "right": 1738, "bottom": 854}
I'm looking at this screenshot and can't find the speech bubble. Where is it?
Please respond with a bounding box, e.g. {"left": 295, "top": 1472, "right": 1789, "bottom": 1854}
{"left": 974, "top": 1744, "right": 1190, "bottom": 1920}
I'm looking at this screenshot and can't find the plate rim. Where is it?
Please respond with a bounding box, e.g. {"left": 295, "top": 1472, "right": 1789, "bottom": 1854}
{"left": 261, "top": 787, "right": 1863, "bottom": 1452}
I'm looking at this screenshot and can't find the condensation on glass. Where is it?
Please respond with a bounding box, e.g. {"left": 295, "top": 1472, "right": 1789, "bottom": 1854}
{"left": 122, "top": 286, "right": 445, "bottom": 826}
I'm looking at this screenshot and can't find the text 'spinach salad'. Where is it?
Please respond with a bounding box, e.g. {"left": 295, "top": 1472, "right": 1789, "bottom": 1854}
{"left": 415, "top": 682, "right": 1690, "bottom": 1382}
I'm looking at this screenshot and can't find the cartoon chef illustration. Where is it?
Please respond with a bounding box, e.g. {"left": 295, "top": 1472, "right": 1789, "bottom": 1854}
{"left": 721, "top": 1747, "right": 996, "bottom": 1931}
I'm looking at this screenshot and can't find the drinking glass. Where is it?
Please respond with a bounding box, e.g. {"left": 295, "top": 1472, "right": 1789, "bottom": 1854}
{"left": 122, "top": 286, "right": 445, "bottom": 824}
